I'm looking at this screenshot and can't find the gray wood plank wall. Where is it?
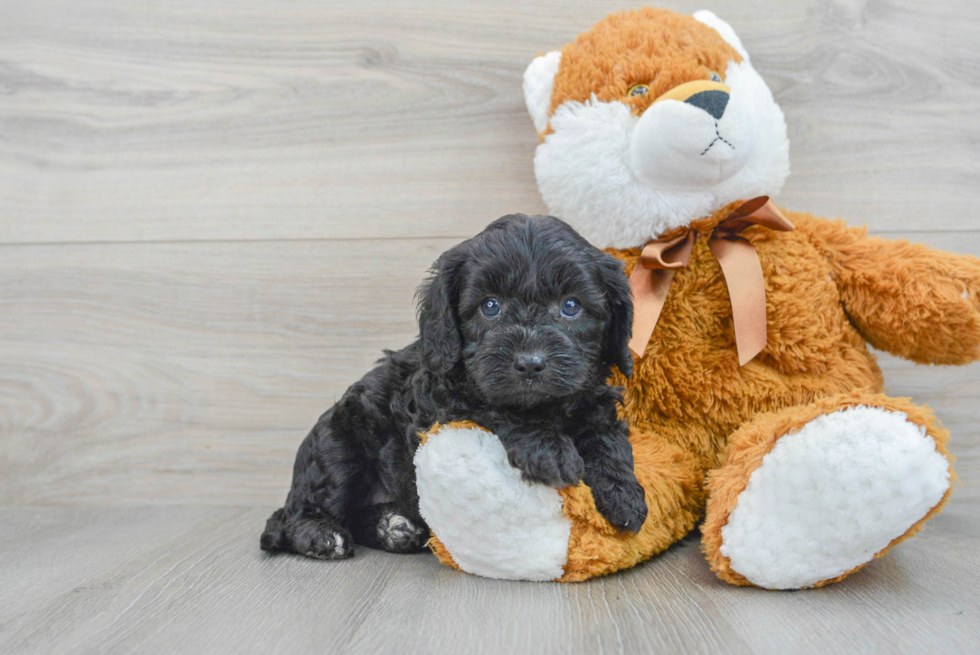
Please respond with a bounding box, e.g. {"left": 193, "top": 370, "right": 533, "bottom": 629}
{"left": 2, "top": 0, "right": 977, "bottom": 507}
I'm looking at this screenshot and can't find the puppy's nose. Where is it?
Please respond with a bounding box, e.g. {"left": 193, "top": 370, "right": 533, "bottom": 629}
{"left": 514, "top": 353, "right": 547, "bottom": 378}
{"left": 684, "top": 90, "right": 729, "bottom": 120}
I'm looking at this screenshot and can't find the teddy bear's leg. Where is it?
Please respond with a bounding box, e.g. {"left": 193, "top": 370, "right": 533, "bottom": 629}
{"left": 414, "top": 422, "right": 575, "bottom": 581}
{"left": 414, "top": 422, "right": 705, "bottom": 581}
{"left": 557, "top": 428, "right": 705, "bottom": 581}
{"left": 702, "top": 390, "right": 954, "bottom": 590}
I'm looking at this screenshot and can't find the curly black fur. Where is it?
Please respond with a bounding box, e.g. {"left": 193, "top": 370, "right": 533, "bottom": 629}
{"left": 260, "top": 214, "right": 647, "bottom": 559}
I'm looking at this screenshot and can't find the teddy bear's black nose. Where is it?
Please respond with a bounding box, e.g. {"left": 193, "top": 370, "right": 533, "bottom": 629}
{"left": 684, "top": 90, "right": 729, "bottom": 120}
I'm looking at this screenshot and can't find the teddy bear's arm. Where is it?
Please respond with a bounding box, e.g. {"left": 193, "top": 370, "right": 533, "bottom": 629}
{"left": 795, "top": 214, "right": 980, "bottom": 365}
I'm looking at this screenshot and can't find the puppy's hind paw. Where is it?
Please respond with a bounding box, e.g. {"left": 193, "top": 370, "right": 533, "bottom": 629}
{"left": 290, "top": 519, "right": 354, "bottom": 560}
{"left": 260, "top": 508, "right": 287, "bottom": 552}
{"left": 377, "top": 513, "right": 427, "bottom": 553}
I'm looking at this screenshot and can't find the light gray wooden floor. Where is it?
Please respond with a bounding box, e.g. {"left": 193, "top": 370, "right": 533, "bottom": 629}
{"left": 1, "top": 503, "right": 978, "bottom": 655}
{"left": 1, "top": 0, "right": 979, "bottom": 653}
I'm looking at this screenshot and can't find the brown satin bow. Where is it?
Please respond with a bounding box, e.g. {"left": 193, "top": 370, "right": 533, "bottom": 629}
{"left": 628, "top": 196, "right": 795, "bottom": 365}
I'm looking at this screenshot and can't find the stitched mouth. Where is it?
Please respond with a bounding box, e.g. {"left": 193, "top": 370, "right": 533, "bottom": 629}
{"left": 700, "top": 121, "right": 735, "bottom": 156}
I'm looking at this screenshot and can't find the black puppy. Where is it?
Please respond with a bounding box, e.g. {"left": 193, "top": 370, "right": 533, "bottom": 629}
{"left": 261, "top": 214, "right": 647, "bottom": 559}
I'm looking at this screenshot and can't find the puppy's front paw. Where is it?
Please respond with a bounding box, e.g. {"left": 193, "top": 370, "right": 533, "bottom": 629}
{"left": 509, "top": 441, "right": 585, "bottom": 488}
{"left": 592, "top": 480, "right": 648, "bottom": 534}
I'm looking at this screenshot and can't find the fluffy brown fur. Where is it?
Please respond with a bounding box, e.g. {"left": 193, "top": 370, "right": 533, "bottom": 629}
{"left": 597, "top": 205, "right": 976, "bottom": 582}
{"left": 548, "top": 8, "right": 740, "bottom": 123}
{"left": 425, "top": 8, "right": 980, "bottom": 584}
{"left": 425, "top": 203, "right": 979, "bottom": 582}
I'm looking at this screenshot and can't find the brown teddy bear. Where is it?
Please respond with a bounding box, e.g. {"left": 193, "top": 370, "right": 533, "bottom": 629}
{"left": 412, "top": 7, "right": 980, "bottom": 588}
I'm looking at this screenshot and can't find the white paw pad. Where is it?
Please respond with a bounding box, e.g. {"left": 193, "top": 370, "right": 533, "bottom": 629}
{"left": 331, "top": 533, "right": 347, "bottom": 557}
{"left": 414, "top": 425, "right": 572, "bottom": 581}
{"left": 720, "top": 407, "right": 950, "bottom": 589}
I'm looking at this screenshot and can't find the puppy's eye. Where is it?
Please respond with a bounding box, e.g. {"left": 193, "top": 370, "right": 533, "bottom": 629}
{"left": 709, "top": 72, "right": 722, "bottom": 82}
{"left": 560, "top": 298, "right": 582, "bottom": 319}
{"left": 627, "top": 84, "right": 649, "bottom": 98}
{"left": 480, "top": 298, "right": 501, "bottom": 318}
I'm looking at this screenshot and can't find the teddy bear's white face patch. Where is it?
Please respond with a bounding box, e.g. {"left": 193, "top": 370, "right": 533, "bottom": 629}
{"left": 629, "top": 65, "right": 759, "bottom": 190}
{"left": 527, "top": 16, "right": 791, "bottom": 249}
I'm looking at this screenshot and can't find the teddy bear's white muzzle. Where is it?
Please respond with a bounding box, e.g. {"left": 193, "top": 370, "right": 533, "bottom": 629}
{"left": 629, "top": 94, "right": 757, "bottom": 191}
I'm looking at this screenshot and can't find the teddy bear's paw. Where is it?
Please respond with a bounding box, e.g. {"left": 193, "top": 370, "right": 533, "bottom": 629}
{"left": 718, "top": 406, "right": 950, "bottom": 589}
{"left": 414, "top": 423, "right": 572, "bottom": 581}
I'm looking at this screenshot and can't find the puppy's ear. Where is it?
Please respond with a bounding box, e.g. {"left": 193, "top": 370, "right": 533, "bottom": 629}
{"left": 416, "top": 249, "right": 465, "bottom": 375}
{"left": 597, "top": 253, "right": 634, "bottom": 378}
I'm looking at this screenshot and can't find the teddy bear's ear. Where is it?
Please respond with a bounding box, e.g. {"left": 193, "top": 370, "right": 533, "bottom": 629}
{"left": 693, "top": 10, "right": 750, "bottom": 62}
{"left": 522, "top": 51, "right": 562, "bottom": 134}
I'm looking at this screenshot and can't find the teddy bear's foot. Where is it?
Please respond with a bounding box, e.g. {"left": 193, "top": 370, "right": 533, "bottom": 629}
{"left": 416, "top": 421, "right": 706, "bottom": 582}
{"left": 702, "top": 391, "right": 953, "bottom": 590}
{"left": 414, "top": 422, "right": 573, "bottom": 581}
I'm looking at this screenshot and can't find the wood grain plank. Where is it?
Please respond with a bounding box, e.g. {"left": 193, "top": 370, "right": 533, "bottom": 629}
{"left": 0, "top": 1, "right": 978, "bottom": 650}
{"left": 0, "top": 237, "right": 451, "bottom": 505}
{"left": 0, "top": 507, "right": 251, "bottom": 640}
{"left": 0, "top": 506, "right": 977, "bottom": 654}
{"left": 1, "top": 234, "right": 977, "bottom": 506}
{"left": 1, "top": 0, "right": 979, "bottom": 244}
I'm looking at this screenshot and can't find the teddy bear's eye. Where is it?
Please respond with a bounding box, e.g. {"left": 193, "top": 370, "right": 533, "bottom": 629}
{"left": 709, "top": 71, "right": 722, "bottom": 82}
{"left": 627, "top": 84, "right": 649, "bottom": 97}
